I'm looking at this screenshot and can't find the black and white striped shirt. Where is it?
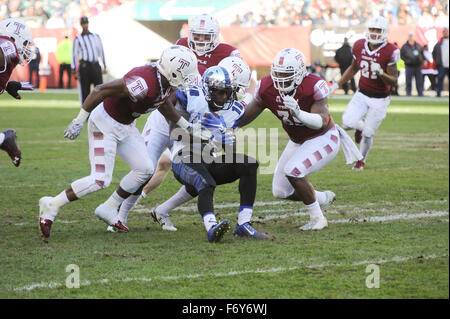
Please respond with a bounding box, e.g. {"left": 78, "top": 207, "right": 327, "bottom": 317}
{"left": 71, "top": 33, "right": 106, "bottom": 70}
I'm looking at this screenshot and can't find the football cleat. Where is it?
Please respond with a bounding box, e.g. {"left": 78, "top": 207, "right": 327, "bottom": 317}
{"left": 113, "top": 220, "right": 129, "bottom": 232}
{"left": 1, "top": 129, "right": 22, "bottom": 167}
{"left": 299, "top": 216, "right": 328, "bottom": 231}
{"left": 106, "top": 222, "right": 129, "bottom": 233}
{"left": 150, "top": 209, "right": 177, "bottom": 231}
{"left": 352, "top": 160, "right": 365, "bottom": 171}
{"left": 320, "top": 191, "right": 336, "bottom": 211}
{"left": 94, "top": 203, "right": 119, "bottom": 226}
{"left": 233, "top": 222, "right": 268, "bottom": 239}
{"left": 207, "top": 219, "right": 230, "bottom": 243}
{"left": 39, "top": 217, "right": 53, "bottom": 238}
{"left": 354, "top": 129, "right": 362, "bottom": 144}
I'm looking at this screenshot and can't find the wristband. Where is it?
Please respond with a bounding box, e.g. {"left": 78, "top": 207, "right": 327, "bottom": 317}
{"left": 294, "top": 109, "right": 323, "bottom": 130}
{"left": 74, "top": 108, "right": 90, "bottom": 124}
{"left": 176, "top": 117, "right": 191, "bottom": 130}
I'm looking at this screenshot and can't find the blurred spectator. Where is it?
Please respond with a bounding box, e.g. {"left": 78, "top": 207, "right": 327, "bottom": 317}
{"left": 334, "top": 37, "right": 356, "bottom": 94}
{"left": 55, "top": 36, "right": 73, "bottom": 89}
{"left": 432, "top": 27, "right": 449, "bottom": 97}
{"left": 28, "top": 46, "right": 41, "bottom": 88}
{"left": 421, "top": 44, "right": 438, "bottom": 94}
{"left": 232, "top": 0, "right": 448, "bottom": 28}
{"left": 401, "top": 32, "right": 424, "bottom": 96}
{"left": 310, "top": 61, "right": 326, "bottom": 80}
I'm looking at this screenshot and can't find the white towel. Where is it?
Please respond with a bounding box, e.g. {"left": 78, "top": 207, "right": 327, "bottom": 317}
{"left": 336, "top": 124, "right": 363, "bottom": 164}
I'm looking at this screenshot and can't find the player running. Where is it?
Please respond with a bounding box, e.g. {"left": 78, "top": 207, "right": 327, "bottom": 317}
{"left": 38, "top": 45, "right": 200, "bottom": 238}
{"left": 0, "top": 18, "right": 35, "bottom": 167}
{"left": 237, "top": 48, "right": 362, "bottom": 231}
{"left": 330, "top": 16, "right": 400, "bottom": 171}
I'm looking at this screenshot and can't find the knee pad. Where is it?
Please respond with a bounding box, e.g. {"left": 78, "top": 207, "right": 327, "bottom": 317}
{"left": 341, "top": 113, "right": 358, "bottom": 130}
{"left": 272, "top": 184, "right": 293, "bottom": 199}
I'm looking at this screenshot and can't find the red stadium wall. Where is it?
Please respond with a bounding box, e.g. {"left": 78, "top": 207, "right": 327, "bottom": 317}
{"left": 9, "top": 25, "right": 447, "bottom": 87}
{"left": 9, "top": 27, "right": 77, "bottom": 89}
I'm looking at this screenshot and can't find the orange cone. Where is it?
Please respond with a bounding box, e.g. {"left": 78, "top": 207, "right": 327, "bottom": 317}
{"left": 39, "top": 76, "right": 47, "bottom": 93}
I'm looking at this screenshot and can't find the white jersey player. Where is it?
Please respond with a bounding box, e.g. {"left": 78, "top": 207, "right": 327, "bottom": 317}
{"left": 114, "top": 57, "right": 253, "bottom": 231}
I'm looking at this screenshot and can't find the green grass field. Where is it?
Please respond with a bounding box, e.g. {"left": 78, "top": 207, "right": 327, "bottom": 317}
{"left": 0, "top": 92, "right": 448, "bottom": 299}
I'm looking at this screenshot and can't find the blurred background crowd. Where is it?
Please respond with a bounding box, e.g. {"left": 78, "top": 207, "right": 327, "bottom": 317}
{"left": 232, "top": 0, "right": 449, "bottom": 28}
{"left": 0, "top": 0, "right": 129, "bottom": 28}
{"left": 2, "top": 0, "right": 448, "bottom": 29}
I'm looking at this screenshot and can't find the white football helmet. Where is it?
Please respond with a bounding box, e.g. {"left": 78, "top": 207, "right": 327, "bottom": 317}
{"left": 0, "top": 18, "right": 35, "bottom": 66}
{"left": 157, "top": 45, "right": 199, "bottom": 90}
{"left": 218, "top": 56, "right": 251, "bottom": 100}
{"left": 188, "top": 13, "right": 220, "bottom": 56}
{"left": 271, "top": 48, "right": 307, "bottom": 95}
{"left": 365, "top": 16, "right": 389, "bottom": 45}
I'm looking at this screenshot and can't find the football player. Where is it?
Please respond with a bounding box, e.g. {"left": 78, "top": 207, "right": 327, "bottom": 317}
{"left": 330, "top": 16, "right": 399, "bottom": 171}
{"left": 121, "top": 14, "right": 251, "bottom": 216}
{"left": 0, "top": 18, "right": 35, "bottom": 167}
{"left": 236, "top": 48, "right": 362, "bottom": 231}
{"left": 115, "top": 56, "right": 253, "bottom": 231}
{"left": 38, "top": 45, "right": 201, "bottom": 238}
{"left": 163, "top": 65, "right": 265, "bottom": 242}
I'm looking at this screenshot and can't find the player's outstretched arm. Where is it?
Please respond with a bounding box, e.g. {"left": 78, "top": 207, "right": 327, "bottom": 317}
{"left": 235, "top": 99, "right": 265, "bottom": 128}
{"left": 64, "top": 79, "right": 129, "bottom": 140}
{"left": 336, "top": 59, "right": 359, "bottom": 89}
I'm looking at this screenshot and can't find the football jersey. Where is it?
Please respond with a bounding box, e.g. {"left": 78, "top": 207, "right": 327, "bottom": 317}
{"left": 0, "top": 36, "right": 20, "bottom": 92}
{"left": 103, "top": 63, "right": 173, "bottom": 125}
{"left": 255, "top": 74, "right": 334, "bottom": 144}
{"left": 170, "top": 85, "right": 245, "bottom": 160}
{"left": 176, "top": 37, "right": 242, "bottom": 75}
{"left": 352, "top": 38, "right": 400, "bottom": 94}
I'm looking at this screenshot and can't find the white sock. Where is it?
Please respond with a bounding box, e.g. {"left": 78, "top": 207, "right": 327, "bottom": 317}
{"left": 360, "top": 136, "right": 373, "bottom": 161}
{"left": 202, "top": 212, "right": 217, "bottom": 232}
{"left": 314, "top": 190, "right": 327, "bottom": 206}
{"left": 156, "top": 186, "right": 194, "bottom": 217}
{"left": 118, "top": 194, "right": 140, "bottom": 224}
{"left": 51, "top": 190, "right": 70, "bottom": 209}
{"left": 238, "top": 206, "right": 253, "bottom": 225}
{"left": 104, "top": 191, "right": 126, "bottom": 209}
{"left": 306, "top": 201, "right": 324, "bottom": 220}
{"left": 0, "top": 133, "right": 5, "bottom": 145}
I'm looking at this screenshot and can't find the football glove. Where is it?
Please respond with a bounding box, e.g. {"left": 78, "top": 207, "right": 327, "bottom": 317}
{"left": 282, "top": 95, "right": 301, "bottom": 113}
{"left": 63, "top": 120, "right": 84, "bottom": 140}
{"left": 5, "top": 81, "right": 33, "bottom": 99}
{"left": 201, "top": 113, "right": 227, "bottom": 133}
{"left": 371, "top": 62, "right": 383, "bottom": 76}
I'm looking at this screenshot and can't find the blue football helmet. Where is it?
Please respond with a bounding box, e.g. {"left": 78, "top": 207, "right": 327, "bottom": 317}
{"left": 202, "top": 66, "right": 237, "bottom": 111}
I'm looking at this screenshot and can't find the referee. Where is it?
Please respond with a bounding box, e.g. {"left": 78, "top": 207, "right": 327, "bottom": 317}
{"left": 71, "top": 16, "right": 107, "bottom": 104}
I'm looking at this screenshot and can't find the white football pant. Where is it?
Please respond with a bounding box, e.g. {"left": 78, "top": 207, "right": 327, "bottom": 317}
{"left": 341, "top": 91, "right": 390, "bottom": 138}
{"left": 272, "top": 126, "right": 340, "bottom": 199}
{"left": 71, "top": 103, "right": 154, "bottom": 198}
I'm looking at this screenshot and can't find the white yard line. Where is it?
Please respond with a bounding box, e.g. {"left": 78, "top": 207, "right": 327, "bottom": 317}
{"left": 12, "top": 253, "right": 448, "bottom": 292}
{"left": 9, "top": 199, "right": 449, "bottom": 226}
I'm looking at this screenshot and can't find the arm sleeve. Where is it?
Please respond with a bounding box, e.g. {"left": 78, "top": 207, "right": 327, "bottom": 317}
{"left": 124, "top": 74, "right": 149, "bottom": 103}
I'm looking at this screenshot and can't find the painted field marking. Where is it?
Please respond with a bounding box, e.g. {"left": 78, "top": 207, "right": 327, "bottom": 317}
{"left": 12, "top": 253, "right": 448, "bottom": 292}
